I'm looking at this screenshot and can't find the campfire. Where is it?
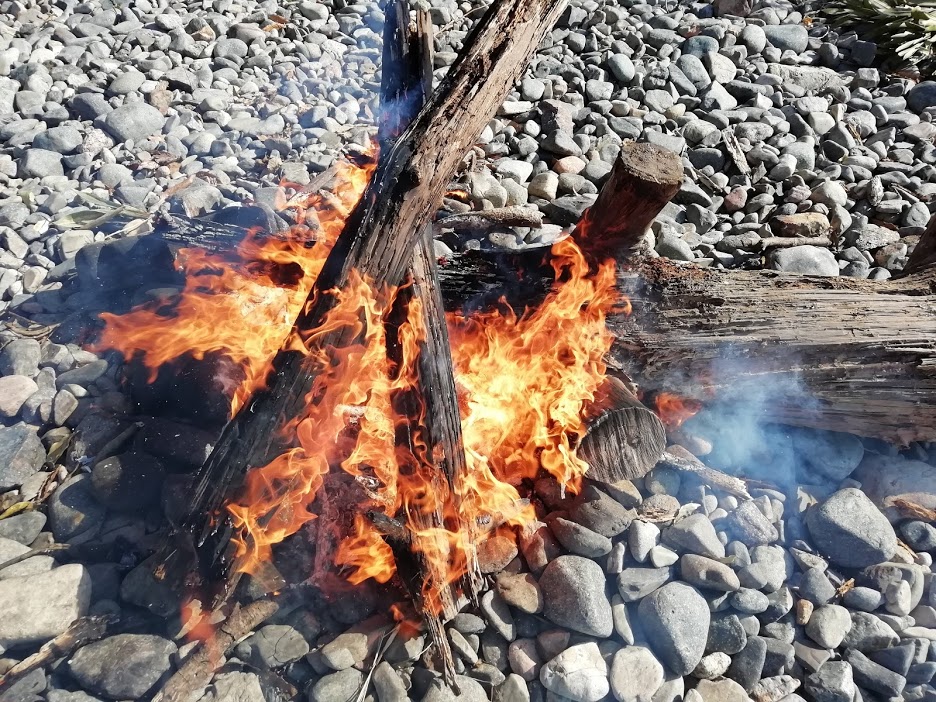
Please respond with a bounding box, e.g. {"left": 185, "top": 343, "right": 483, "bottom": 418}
{"left": 75, "top": 0, "right": 690, "bottom": 690}
{"left": 2, "top": 0, "right": 935, "bottom": 700}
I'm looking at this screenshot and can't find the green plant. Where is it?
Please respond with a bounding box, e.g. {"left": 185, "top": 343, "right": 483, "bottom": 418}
{"left": 822, "top": 0, "right": 936, "bottom": 75}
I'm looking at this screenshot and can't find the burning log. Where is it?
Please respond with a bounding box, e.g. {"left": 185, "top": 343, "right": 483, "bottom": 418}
{"left": 160, "top": 0, "right": 564, "bottom": 634}
{"left": 435, "top": 225, "right": 936, "bottom": 444}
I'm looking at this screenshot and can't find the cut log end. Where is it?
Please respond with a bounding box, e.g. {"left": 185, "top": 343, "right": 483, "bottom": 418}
{"left": 575, "top": 141, "right": 683, "bottom": 262}
{"left": 579, "top": 376, "right": 667, "bottom": 483}
{"left": 615, "top": 140, "right": 685, "bottom": 187}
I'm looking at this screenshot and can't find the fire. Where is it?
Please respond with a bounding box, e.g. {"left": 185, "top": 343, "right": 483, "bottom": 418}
{"left": 655, "top": 391, "right": 702, "bottom": 428}
{"left": 93, "top": 155, "right": 376, "bottom": 414}
{"left": 93, "top": 155, "right": 624, "bottom": 614}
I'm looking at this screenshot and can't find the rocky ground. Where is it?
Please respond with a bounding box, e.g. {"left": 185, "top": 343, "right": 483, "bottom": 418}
{"left": 0, "top": 0, "right": 935, "bottom": 699}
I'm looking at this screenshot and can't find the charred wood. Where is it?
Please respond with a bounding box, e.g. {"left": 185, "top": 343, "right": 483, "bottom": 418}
{"left": 172, "top": 0, "right": 567, "bottom": 603}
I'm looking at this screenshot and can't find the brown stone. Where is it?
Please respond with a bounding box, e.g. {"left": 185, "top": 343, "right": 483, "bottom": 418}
{"left": 772, "top": 213, "right": 831, "bottom": 238}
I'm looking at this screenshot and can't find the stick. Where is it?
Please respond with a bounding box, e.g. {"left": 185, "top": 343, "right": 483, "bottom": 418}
{"left": 0, "top": 614, "right": 138, "bottom": 693}
{"left": 658, "top": 446, "right": 751, "bottom": 499}
{"left": 153, "top": 598, "right": 281, "bottom": 702}
{"left": 760, "top": 236, "right": 833, "bottom": 249}
{"left": 439, "top": 207, "right": 543, "bottom": 230}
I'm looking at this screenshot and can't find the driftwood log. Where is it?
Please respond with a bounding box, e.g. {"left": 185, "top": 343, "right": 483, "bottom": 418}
{"left": 434, "top": 240, "right": 936, "bottom": 445}
{"left": 152, "top": 149, "right": 936, "bottom": 449}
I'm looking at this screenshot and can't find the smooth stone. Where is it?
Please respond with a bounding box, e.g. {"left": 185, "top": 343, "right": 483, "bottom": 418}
{"left": 609, "top": 646, "right": 664, "bottom": 702}
{"left": 680, "top": 554, "right": 740, "bottom": 592}
{"left": 0, "top": 564, "right": 91, "bottom": 648}
{"left": 639, "top": 582, "right": 710, "bottom": 675}
{"left": 618, "top": 565, "right": 673, "bottom": 602}
{"left": 769, "top": 245, "right": 838, "bottom": 276}
{"left": 540, "top": 556, "right": 613, "bottom": 637}
{"left": 806, "top": 487, "right": 898, "bottom": 568}
{"left": 539, "top": 643, "right": 609, "bottom": 702}
{"left": 806, "top": 605, "right": 852, "bottom": 649}
{"left": 663, "top": 514, "right": 725, "bottom": 558}
{"left": 68, "top": 634, "right": 176, "bottom": 699}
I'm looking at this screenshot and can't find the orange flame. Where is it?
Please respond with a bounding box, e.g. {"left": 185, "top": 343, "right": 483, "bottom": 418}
{"left": 93, "top": 156, "right": 625, "bottom": 615}
{"left": 655, "top": 391, "right": 702, "bottom": 428}
{"left": 93, "top": 155, "right": 376, "bottom": 414}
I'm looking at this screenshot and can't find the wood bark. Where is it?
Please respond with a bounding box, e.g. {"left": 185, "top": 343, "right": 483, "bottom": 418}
{"left": 176, "top": 0, "right": 566, "bottom": 600}
{"left": 612, "top": 257, "right": 936, "bottom": 444}
{"left": 574, "top": 141, "right": 684, "bottom": 263}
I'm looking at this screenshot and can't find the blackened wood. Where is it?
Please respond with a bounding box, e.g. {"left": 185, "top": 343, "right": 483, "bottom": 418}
{"left": 380, "top": 2, "right": 464, "bottom": 688}
{"left": 902, "top": 212, "right": 936, "bottom": 276}
{"left": 177, "top": 0, "right": 566, "bottom": 597}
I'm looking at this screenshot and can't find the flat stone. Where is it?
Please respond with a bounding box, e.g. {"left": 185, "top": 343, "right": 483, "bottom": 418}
{"left": 102, "top": 103, "right": 165, "bottom": 144}
{"left": 237, "top": 624, "right": 310, "bottom": 668}
{"left": 806, "top": 605, "right": 852, "bottom": 649}
{"left": 769, "top": 245, "right": 838, "bottom": 276}
{"left": 570, "top": 484, "right": 635, "bottom": 537}
{"left": 618, "top": 567, "right": 673, "bottom": 602}
{"left": 805, "top": 661, "right": 855, "bottom": 702}
{"left": 91, "top": 452, "right": 166, "bottom": 512}
{"left": 792, "top": 429, "right": 865, "bottom": 482}
{"left": 0, "top": 510, "right": 46, "bottom": 544}
{"left": 799, "top": 567, "right": 837, "bottom": 605}
{"left": 610, "top": 646, "right": 664, "bottom": 702}
{"left": 726, "top": 501, "right": 779, "bottom": 546}
{"left": 727, "top": 636, "right": 767, "bottom": 691}
{"left": 842, "top": 612, "right": 900, "bottom": 652}
{"left": 309, "top": 669, "right": 363, "bottom": 702}
{"left": 49, "top": 474, "right": 106, "bottom": 544}
{"left": 198, "top": 672, "right": 265, "bottom": 702}
{"left": 706, "top": 613, "right": 747, "bottom": 655}
{"left": 68, "top": 634, "right": 176, "bottom": 699}
{"left": 0, "top": 339, "right": 41, "bottom": 376}
{"left": 0, "top": 424, "right": 45, "bottom": 490}
{"left": 0, "top": 564, "right": 91, "bottom": 648}
{"left": 771, "top": 213, "right": 831, "bottom": 239}
{"left": 0, "top": 375, "right": 39, "bottom": 418}
{"left": 629, "top": 520, "right": 660, "bottom": 563}
{"left": 548, "top": 516, "right": 612, "bottom": 558}
{"left": 855, "top": 453, "right": 936, "bottom": 522}
{"left": 680, "top": 554, "right": 740, "bottom": 592}
{"left": 663, "top": 514, "right": 725, "bottom": 558}
{"left": 845, "top": 648, "right": 907, "bottom": 698}
{"left": 0, "top": 536, "right": 54, "bottom": 580}
{"left": 695, "top": 678, "right": 751, "bottom": 702}
{"left": 495, "top": 572, "right": 543, "bottom": 614}
{"left": 693, "top": 651, "right": 732, "bottom": 679}
{"left": 539, "top": 643, "right": 609, "bottom": 702}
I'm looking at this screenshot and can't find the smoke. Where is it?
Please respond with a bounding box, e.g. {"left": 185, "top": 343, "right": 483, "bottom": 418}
{"left": 676, "top": 349, "right": 824, "bottom": 492}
